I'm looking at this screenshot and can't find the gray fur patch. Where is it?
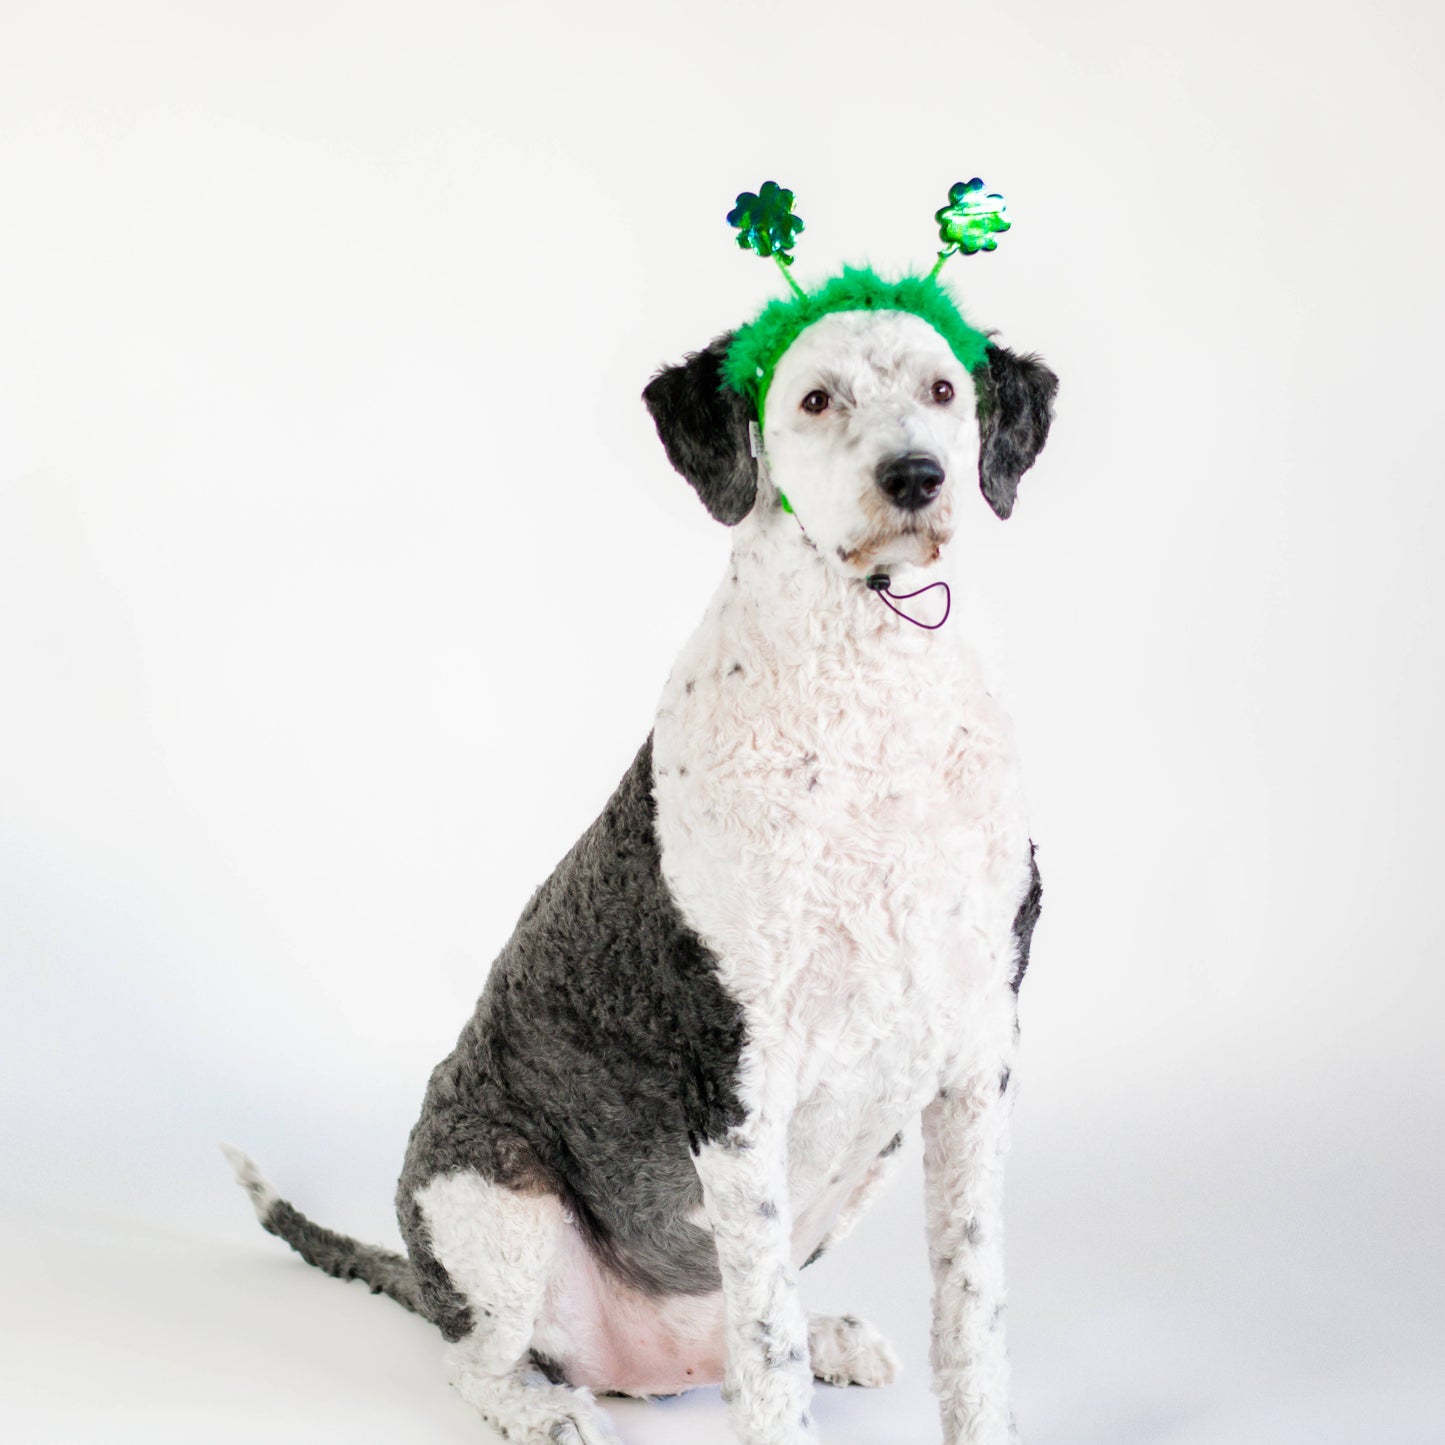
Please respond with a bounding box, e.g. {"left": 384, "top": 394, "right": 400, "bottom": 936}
{"left": 262, "top": 1198, "right": 423, "bottom": 1315}
{"left": 974, "top": 346, "right": 1058, "bottom": 520}
{"left": 397, "top": 737, "right": 747, "bottom": 1338}
{"left": 642, "top": 334, "right": 758, "bottom": 525}
{"left": 530, "top": 1350, "right": 570, "bottom": 1386}
{"left": 1010, "top": 844, "right": 1043, "bottom": 993}
{"left": 222, "top": 1146, "right": 425, "bottom": 1318}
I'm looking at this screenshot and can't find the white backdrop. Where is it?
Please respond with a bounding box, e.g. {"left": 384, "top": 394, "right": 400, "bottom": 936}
{"left": 2, "top": 2, "right": 1442, "bottom": 1442}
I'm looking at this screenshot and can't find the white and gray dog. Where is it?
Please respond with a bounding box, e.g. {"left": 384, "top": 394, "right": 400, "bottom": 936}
{"left": 227, "top": 301, "right": 1057, "bottom": 1445}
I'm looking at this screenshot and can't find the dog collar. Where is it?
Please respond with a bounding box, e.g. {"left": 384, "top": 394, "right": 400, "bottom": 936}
{"left": 867, "top": 572, "right": 952, "bottom": 631}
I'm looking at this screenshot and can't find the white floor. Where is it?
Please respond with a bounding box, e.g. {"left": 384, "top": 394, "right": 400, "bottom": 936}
{"left": 6, "top": 1092, "right": 1441, "bottom": 1445}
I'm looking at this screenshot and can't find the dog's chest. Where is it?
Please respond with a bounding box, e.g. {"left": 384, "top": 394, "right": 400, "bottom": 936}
{"left": 652, "top": 582, "right": 1030, "bottom": 1158}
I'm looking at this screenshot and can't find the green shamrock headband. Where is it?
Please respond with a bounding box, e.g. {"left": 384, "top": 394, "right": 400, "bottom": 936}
{"left": 723, "top": 179, "right": 1009, "bottom": 425}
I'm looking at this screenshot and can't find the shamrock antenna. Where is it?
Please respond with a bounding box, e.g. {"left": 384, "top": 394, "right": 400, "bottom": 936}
{"left": 727, "top": 178, "right": 1010, "bottom": 295}
{"left": 930, "top": 178, "right": 1010, "bottom": 277}
{"left": 727, "top": 182, "right": 806, "bottom": 298}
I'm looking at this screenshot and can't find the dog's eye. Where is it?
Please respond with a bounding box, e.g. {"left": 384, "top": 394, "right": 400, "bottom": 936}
{"left": 801, "top": 390, "right": 830, "bottom": 414}
{"left": 931, "top": 379, "right": 955, "bottom": 404}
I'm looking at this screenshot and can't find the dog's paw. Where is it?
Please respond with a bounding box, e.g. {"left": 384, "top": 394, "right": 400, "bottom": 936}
{"left": 545, "top": 1414, "right": 618, "bottom": 1445}
{"left": 807, "top": 1313, "right": 900, "bottom": 1389}
{"left": 461, "top": 1373, "right": 621, "bottom": 1445}
{"left": 507, "top": 1395, "right": 619, "bottom": 1445}
{"left": 525, "top": 1390, "right": 622, "bottom": 1445}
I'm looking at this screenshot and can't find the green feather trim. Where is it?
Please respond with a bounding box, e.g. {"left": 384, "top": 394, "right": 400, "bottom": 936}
{"left": 722, "top": 266, "right": 990, "bottom": 425}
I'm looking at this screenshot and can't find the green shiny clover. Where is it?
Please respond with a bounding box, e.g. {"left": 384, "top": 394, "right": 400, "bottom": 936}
{"left": 728, "top": 182, "right": 807, "bottom": 298}
{"left": 932, "top": 178, "right": 1010, "bottom": 270}
{"left": 728, "top": 181, "right": 804, "bottom": 264}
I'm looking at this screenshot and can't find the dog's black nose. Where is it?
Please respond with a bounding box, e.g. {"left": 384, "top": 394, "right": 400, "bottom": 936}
{"left": 876, "top": 453, "right": 944, "bottom": 511}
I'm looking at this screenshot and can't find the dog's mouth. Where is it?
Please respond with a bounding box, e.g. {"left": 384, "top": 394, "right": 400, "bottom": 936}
{"left": 836, "top": 518, "right": 954, "bottom": 573}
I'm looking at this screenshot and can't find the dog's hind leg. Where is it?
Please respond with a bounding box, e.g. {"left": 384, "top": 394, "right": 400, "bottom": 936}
{"left": 412, "top": 1170, "right": 619, "bottom": 1445}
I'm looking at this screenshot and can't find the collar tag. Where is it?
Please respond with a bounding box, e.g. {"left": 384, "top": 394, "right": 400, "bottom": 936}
{"left": 866, "top": 573, "right": 952, "bottom": 630}
{"left": 747, "top": 420, "right": 762, "bottom": 459}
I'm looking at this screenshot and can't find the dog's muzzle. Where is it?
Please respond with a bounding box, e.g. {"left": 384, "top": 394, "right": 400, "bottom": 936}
{"left": 876, "top": 453, "right": 944, "bottom": 512}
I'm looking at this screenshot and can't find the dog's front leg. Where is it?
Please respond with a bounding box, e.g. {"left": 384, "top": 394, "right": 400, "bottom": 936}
{"left": 923, "top": 1068, "right": 1018, "bottom": 1445}
{"left": 694, "top": 1116, "right": 816, "bottom": 1445}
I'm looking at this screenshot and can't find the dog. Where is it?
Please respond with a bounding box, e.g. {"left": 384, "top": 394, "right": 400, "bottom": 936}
{"left": 226, "top": 296, "right": 1057, "bottom": 1445}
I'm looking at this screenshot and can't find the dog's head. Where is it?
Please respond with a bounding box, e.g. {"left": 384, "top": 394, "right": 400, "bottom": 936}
{"left": 643, "top": 312, "right": 1057, "bottom": 576}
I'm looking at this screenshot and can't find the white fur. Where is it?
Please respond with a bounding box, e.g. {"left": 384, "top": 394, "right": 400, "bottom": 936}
{"left": 760, "top": 310, "right": 980, "bottom": 577}
{"left": 415, "top": 1170, "right": 564, "bottom": 1376}
{"left": 923, "top": 1083, "right": 1018, "bottom": 1445}
{"left": 441, "top": 1351, "right": 620, "bottom": 1445}
{"left": 807, "top": 1313, "right": 900, "bottom": 1390}
{"left": 649, "top": 308, "right": 1034, "bottom": 1443}
{"left": 695, "top": 1115, "right": 817, "bottom": 1443}
{"left": 418, "top": 1170, "right": 731, "bottom": 1403}
{"left": 412, "top": 308, "right": 1035, "bottom": 1445}
{"left": 417, "top": 1171, "right": 625, "bottom": 1442}
{"left": 220, "top": 1143, "right": 279, "bottom": 1222}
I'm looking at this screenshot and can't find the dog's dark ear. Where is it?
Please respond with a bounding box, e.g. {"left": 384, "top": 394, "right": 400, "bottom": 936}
{"left": 974, "top": 344, "right": 1059, "bottom": 520}
{"left": 643, "top": 333, "right": 758, "bottom": 525}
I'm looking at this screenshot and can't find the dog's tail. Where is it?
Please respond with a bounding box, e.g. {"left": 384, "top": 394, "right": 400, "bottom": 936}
{"left": 221, "top": 1143, "right": 424, "bottom": 1318}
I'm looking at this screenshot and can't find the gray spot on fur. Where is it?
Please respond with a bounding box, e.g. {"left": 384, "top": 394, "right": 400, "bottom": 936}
{"left": 759, "top": 1199, "right": 778, "bottom": 1218}
{"left": 963, "top": 1216, "right": 982, "bottom": 1245}
{"left": 397, "top": 738, "right": 748, "bottom": 1339}
{"left": 803, "top": 1244, "right": 826, "bottom": 1268}
{"left": 531, "top": 1350, "right": 570, "bottom": 1386}
{"left": 1011, "top": 844, "right": 1042, "bottom": 993}
{"left": 879, "top": 1131, "right": 904, "bottom": 1158}
{"left": 758, "top": 1324, "right": 805, "bottom": 1368}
